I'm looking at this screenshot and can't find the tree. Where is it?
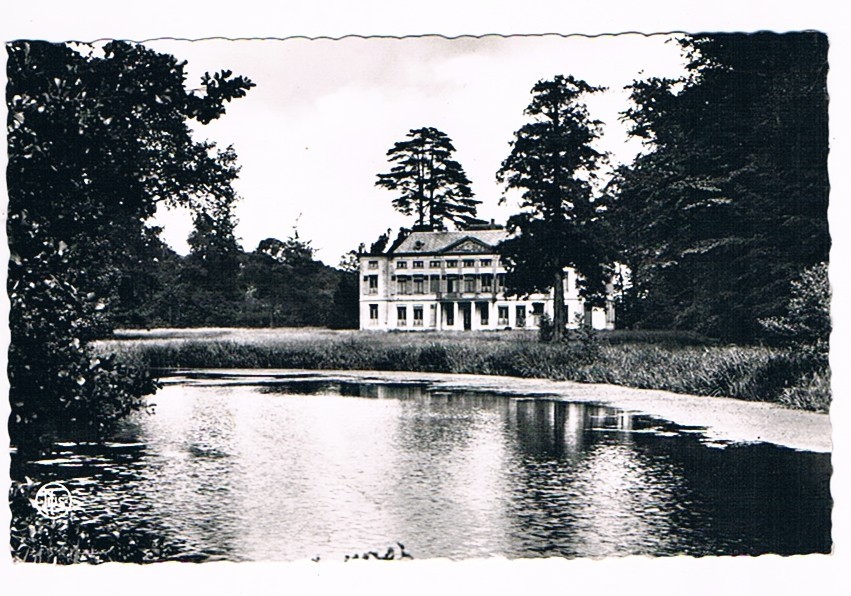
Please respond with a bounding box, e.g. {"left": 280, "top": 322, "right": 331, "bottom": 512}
{"left": 496, "top": 75, "right": 610, "bottom": 341}
{"left": 246, "top": 231, "right": 343, "bottom": 327}
{"left": 168, "top": 202, "right": 246, "bottom": 326}
{"left": 376, "top": 127, "right": 480, "bottom": 229}
{"left": 609, "top": 32, "right": 829, "bottom": 341}
{"left": 369, "top": 229, "right": 392, "bottom": 254}
{"left": 6, "top": 41, "right": 253, "bottom": 444}
{"left": 185, "top": 201, "right": 243, "bottom": 300}
{"left": 327, "top": 247, "right": 362, "bottom": 329}
{"left": 109, "top": 224, "right": 182, "bottom": 327}
{"left": 760, "top": 262, "right": 830, "bottom": 361}
{"left": 337, "top": 247, "right": 362, "bottom": 273}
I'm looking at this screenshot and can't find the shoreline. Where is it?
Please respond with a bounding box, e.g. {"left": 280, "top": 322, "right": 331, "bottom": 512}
{"left": 97, "top": 327, "right": 831, "bottom": 414}
{"left": 161, "top": 368, "right": 832, "bottom": 454}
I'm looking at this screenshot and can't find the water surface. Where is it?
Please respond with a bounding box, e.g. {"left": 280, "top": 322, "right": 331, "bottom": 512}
{"left": 13, "top": 373, "right": 832, "bottom": 561}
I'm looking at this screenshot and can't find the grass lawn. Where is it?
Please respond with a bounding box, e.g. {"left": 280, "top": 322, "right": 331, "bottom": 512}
{"left": 95, "top": 327, "right": 830, "bottom": 412}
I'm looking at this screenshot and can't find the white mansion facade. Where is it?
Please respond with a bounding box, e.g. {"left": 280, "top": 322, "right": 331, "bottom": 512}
{"left": 358, "top": 225, "right": 615, "bottom": 331}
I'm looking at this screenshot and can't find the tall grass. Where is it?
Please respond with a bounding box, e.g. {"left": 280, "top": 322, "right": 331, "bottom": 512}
{"left": 95, "top": 328, "right": 830, "bottom": 412}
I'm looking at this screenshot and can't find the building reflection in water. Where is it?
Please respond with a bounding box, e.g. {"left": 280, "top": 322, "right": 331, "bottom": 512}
{"left": 506, "top": 399, "right": 685, "bottom": 557}
{"left": 15, "top": 379, "right": 831, "bottom": 561}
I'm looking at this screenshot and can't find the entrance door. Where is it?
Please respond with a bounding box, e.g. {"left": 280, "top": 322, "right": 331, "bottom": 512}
{"left": 443, "top": 303, "right": 455, "bottom": 327}
{"left": 461, "top": 303, "right": 472, "bottom": 330}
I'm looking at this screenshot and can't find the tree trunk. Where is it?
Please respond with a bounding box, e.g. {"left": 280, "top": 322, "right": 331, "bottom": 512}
{"left": 428, "top": 150, "right": 435, "bottom": 229}
{"left": 552, "top": 269, "right": 566, "bottom": 342}
{"left": 417, "top": 147, "right": 425, "bottom": 226}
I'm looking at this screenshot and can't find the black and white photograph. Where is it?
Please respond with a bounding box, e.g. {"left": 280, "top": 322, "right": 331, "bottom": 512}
{"left": 2, "top": 1, "right": 848, "bottom": 593}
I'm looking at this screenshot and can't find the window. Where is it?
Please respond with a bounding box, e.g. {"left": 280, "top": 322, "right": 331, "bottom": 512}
{"left": 481, "top": 274, "right": 493, "bottom": 292}
{"left": 398, "top": 277, "right": 410, "bottom": 294}
{"left": 397, "top": 306, "right": 407, "bottom": 326}
{"left": 498, "top": 306, "right": 509, "bottom": 326}
{"left": 445, "top": 305, "right": 455, "bottom": 326}
{"left": 464, "top": 275, "right": 476, "bottom": 293}
{"left": 480, "top": 259, "right": 492, "bottom": 267}
{"left": 496, "top": 273, "right": 506, "bottom": 289}
{"left": 369, "top": 304, "right": 379, "bottom": 321}
{"left": 396, "top": 261, "right": 408, "bottom": 269}
{"left": 516, "top": 305, "right": 526, "bottom": 328}
{"left": 413, "top": 260, "right": 424, "bottom": 269}
{"left": 446, "top": 259, "right": 458, "bottom": 268}
{"left": 368, "top": 260, "right": 379, "bottom": 269}
{"left": 462, "top": 259, "right": 475, "bottom": 267}
{"left": 367, "top": 275, "right": 378, "bottom": 295}
{"left": 429, "top": 304, "right": 437, "bottom": 326}
{"left": 414, "top": 277, "right": 424, "bottom": 294}
{"left": 429, "top": 260, "right": 441, "bottom": 268}
{"left": 430, "top": 275, "right": 441, "bottom": 293}
{"left": 413, "top": 306, "right": 424, "bottom": 326}
{"left": 479, "top": 302, "right": 489, "bottom": 325}
{"left": 446, "top": 276, "right": 457, "bottom": 293}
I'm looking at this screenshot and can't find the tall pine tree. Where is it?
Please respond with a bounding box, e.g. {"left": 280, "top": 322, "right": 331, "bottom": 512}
{"left": 497, "top": 75, "right": 611, "bottom": 341}
{"left": 376, "top": 127, "right": 479, "bottom": 229}
{"left": 610, "top": 32, "right": 829, "bottom": 341}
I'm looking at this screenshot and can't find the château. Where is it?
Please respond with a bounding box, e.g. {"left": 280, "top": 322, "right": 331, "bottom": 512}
{"left": 358, "top": 223, "right": 615, "bottom": 331}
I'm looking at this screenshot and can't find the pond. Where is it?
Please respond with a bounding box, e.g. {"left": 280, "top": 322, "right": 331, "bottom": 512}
{"left": 12, "top": 372, "right": 832, "bottom": 561}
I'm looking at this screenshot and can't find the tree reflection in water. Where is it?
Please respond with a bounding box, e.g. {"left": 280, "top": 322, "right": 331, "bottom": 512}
{"left": 13, "top": 376, "right": 831, "bottom": 561}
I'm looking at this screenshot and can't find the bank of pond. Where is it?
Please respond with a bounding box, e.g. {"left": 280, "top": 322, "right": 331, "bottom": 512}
{"left": 97, "top": 328, "right": 830, "bottom": 412}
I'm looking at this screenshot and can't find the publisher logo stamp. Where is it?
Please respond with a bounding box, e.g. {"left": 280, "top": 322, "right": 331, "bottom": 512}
{"left": 34, "top": 481, "right": 73, "bottom": 519}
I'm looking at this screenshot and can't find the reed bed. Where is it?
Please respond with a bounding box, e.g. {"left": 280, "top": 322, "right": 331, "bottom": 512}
{"left": 96, "top": 327, "right": 830, "bottom": 412}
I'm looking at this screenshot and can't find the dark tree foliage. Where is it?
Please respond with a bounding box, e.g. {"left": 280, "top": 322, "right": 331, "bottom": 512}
{"left": 760, "top": 262, "right": 830, "bottom": 361}
{"left": 376, "top": 127, "right": 480, "bottom": 229}
{"left": 106, "top": 230, "right": 357, "bottom": 329}
{"left": 387, "top": 227, "right": 412, "bottom": 253}
{"left": 6, "top": 40, "right": 253, "bottom": 445}
{"left": 337, "top": 248, "right": 361, "bottom": 273}
{"left": 157, "top": 204, "right": 245, "bottom": 326}
{"left": 108, "top": 225, "right": 182, "bottom": 327}
{"left": 369, "top": 229, "right": 392, "bottom": 254}
{"left": 497, "top": 75, "right": 611, "bottom": 341}
{"left": 609, "top": 32, "right": 829, "bottom": 341}
{"left": 242, "top": 234, "right": 341, "bottom": 327}
{"left": 327, "top": 248, "right": 362, "bottom": 329}
{"left": 185, "top": 203, "right": 243, "bottom": 299}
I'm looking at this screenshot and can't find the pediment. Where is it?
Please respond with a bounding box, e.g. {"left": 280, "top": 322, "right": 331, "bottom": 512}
{"left": 440, "top": 237, "right": 493, "bottom": 254}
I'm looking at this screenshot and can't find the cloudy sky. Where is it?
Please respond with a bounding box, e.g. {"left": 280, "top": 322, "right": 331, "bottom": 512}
{"left": 145, "top": 35, "right": 688, "bottom": 264}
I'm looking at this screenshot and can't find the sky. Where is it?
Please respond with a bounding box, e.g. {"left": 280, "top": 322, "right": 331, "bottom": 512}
{"left": 145, "top": 34, "right": 689, "bottom": 265}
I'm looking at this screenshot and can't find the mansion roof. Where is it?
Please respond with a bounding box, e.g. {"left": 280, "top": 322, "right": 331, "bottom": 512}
{"left": 390, "top": 229, "right": 509, "bottom": 255}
